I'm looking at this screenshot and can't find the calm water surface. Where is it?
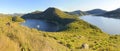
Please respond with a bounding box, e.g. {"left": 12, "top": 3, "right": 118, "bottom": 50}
{"left": 22, "top": 16, "right": 120, "bottom": 34}
{"left": 80, "top": 15, "right": 120, "bottom": 34}
{"left": 21, "top": 19, "right": 59, "bottom": 32}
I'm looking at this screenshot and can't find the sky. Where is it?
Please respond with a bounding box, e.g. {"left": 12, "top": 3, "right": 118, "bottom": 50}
{"left": 0, "top": 0, "right": 120, "bottom": 14}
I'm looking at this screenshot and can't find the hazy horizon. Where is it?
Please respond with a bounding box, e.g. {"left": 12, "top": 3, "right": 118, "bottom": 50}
{"left": 0, "top": 0, "right": 120, "bottom": 14}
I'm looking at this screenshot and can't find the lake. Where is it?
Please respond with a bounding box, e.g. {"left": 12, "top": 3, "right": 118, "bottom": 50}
{"left": 22, "top": 16, "right": 120, "bottom": 34}
{"left": 80, "top": 15, "right": 120, "bottom": 34}
{"left": 21, "top": 19, "right": 59, "bottom": 32}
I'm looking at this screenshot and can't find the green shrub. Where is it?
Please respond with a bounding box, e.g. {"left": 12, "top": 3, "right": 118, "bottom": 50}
{"left": 66, "top": 44, "right": 72, "bottom": 48}
{"left": 12, "top": 16, "right": 25, "bottom": 22}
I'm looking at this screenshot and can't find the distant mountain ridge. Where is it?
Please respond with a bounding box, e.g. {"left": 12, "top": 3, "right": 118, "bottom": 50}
{"left": 86, "top": 9, "right": 107, "bottom": 15}
{"left": 11, "top": 13, "right": 25, "bottom": 16}
{"left": 98, "top": 8, "right": 120, "bottom": 19}
{"left": 30, "top": 10, "right": 42, "bottom": 14}
{"left": 66, "top": 10, "right": 88, "bottom": 16}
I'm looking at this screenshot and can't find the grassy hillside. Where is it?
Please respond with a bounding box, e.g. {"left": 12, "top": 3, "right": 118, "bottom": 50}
{"left": 0, "top": 15, "right": 120, "bottom": 51}
{"left": 0, "top": 16, "right": 69, "bottom": 51}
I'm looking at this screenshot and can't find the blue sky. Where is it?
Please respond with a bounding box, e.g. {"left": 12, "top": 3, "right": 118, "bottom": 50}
{"left": 0, "top": 0, "right": 120, "bottom": 14}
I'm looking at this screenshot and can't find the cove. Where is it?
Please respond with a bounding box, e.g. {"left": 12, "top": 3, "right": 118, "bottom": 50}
{"left": 21, "top": 19, "right": 60, "bottom": 32}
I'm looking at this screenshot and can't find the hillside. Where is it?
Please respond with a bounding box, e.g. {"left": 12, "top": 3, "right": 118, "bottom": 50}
{"left": 0, "top": 8, "right": 120, "bottom": 51}
{"left": 22, "top": 7, "right": 78, "bottom": 25}
{"left": 0, "top": 16, "right": 70, "bottom": 51}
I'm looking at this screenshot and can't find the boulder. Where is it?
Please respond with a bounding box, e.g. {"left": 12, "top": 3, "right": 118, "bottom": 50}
{"left": 81, "top": 43, "right": 89, "bottom": 49}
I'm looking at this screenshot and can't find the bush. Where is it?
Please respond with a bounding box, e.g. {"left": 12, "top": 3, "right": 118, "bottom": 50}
{"left": 12, "top": 16, "right": 25, "bottom": 22}
{"left": 66, "top": 44, "right": 72, "bottom": 48}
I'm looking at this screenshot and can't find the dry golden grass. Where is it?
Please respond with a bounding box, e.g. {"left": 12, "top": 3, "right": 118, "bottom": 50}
{"left": 0, "top": 16, "right": 120, "bottom": 51}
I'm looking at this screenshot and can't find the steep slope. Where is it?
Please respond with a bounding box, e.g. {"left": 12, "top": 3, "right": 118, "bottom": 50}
{"left": 86, "top": 9, "right": 107, "bottom": 15}
{"left": 98, "top": 8, "right": 120, "bottom": 19}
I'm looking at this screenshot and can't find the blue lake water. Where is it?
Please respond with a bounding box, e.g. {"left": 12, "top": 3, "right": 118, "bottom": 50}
{"left": 21, "top": 19, "right": 59, "bottom": 32}
{"left": 80, "top": 15, "right": 120, "bottom": 34}
{"left": 21, "top": 16, "right": 120, "bottom": 34}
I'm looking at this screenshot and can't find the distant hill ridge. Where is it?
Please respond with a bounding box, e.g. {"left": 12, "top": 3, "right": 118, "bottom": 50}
{"left": 98, "top": 8, "right": 120, "bottom": 19}
{"left": 86, "top": 9, "right": 107, "bottom": 15}
{"left": 67, "top": 10, "right": 88, "bottom": 16}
